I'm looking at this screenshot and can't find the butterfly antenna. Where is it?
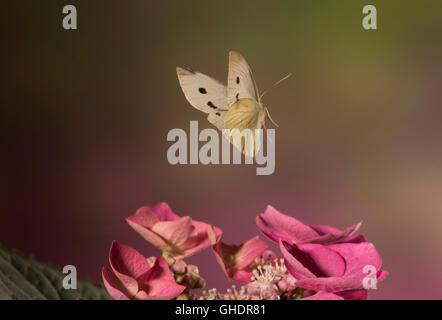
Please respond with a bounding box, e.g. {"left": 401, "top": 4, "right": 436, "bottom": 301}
{"left": 259, "top": 73, "right": 292, "bottom": 100}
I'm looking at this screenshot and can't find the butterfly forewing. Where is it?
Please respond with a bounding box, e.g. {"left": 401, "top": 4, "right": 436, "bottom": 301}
{"left": 227, "top": 51, "right": 260, "bottom": 106}
{"left": 176, "top": 67, "right": 229, "bottom": 129}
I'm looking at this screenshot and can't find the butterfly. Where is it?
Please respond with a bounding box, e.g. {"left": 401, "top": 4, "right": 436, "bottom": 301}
{"left": 176, "top": 51, "right": 287, "bottom": 157}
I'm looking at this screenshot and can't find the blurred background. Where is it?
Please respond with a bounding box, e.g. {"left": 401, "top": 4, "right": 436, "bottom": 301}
{"left": 1, "top": 1, "right": 442, "bottom": 299}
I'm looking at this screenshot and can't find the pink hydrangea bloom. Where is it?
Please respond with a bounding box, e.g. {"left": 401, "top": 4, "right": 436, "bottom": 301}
{"left": 280, "top": 241, "right": 388, "bottom": 299}
{"left": 126, "top": 202, "right": 221, "bottom": 259}
{"left": 101, "top": 241, "right": 185, "bottom": 300}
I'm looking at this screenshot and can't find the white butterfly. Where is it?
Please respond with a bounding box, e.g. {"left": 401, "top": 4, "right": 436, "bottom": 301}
{"left": 176, "top": 51, "right": 285, "bottom": 157}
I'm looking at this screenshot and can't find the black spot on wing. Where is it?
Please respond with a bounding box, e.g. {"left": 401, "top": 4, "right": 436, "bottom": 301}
{"left": 183, "top": 67, "right": 195, "bottom": 74}
{"left": 199, "top": 88, "right": 207, "bottom": 94}
{"left": 207, "top": 101, "right": 217, "bottom": 109}
{"left": 236, "top": 76, "right": 240, "bottom": 84}
{"left": 235, "top": 93, "right": 239, "bottom": 101}
{"left": 215, "top": 112, "right": 221, "bottom": 116}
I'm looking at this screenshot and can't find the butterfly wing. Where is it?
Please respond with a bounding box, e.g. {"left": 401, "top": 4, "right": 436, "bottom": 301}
{"left": 223, "top": 98, "right": 265, "bottom": 157}
{"left": 225, "top": 52, "right": 264, "bottom": 157}
{"left": 227, "top": 51, "right": 260, "bottom": 106}
{"left": 176, "top": 67, "right": 229, "bottom": 130}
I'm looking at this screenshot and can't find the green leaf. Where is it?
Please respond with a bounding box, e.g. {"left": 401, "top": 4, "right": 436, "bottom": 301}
{"left": 0, "top": 243, "right": 111, "bottom": 300}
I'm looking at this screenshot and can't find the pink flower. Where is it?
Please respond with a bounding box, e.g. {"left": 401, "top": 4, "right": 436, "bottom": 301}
{"left": 256, "top": 205, "right": 364, "bottom": 245}
{"left": 101, "top": 241, "right": 185, "bottom": 300}
{"left": 126, "top": 202, "right": 221, "bottom": 259}
{"left": 208, "top": 226, "right": 268, "bottom": 283}
{"left": 246, "top": 281, "right": 280, "bottom": 300}
{"left": 302, "top": 292, "right": 344, "bottom": 300}
{"left": 280, "top": 241, "right": 388, "bottom": 299}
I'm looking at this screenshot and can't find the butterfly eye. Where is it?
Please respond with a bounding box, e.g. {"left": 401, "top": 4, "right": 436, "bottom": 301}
{"left": 236, "top": 77, "right": 240, "bottom": 84}
{"left": 198, "top": 88, "right": 207, "bottom": 94}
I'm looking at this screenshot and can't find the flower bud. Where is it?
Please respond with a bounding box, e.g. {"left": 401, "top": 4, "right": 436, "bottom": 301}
{"left": 171, "top": 259, "right": 187, "bottom": 274}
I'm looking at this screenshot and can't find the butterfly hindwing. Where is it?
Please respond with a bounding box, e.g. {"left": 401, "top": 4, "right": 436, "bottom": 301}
{"left": 223, "top": 98, "right": 265, "bottom": 157}
{"left": 207, "top": 110, "right": 227, "bottom": 130}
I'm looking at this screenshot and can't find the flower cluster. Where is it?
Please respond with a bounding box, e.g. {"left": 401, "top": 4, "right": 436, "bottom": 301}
{"left": 102, "top": 203, "right": 388, "bottom": 300}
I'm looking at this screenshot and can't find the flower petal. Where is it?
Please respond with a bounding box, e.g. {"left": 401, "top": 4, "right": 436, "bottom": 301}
{"left": 211, "top": 232, "right": 238, "bottom": 279}
{"left": 302, "top": 292, "right": 344, "bottom": 300}
{"left": 229, "top": 269, "right": 254, "bottom": 283}
{"left": 150, "top": 202, "right": 180, "bottom": 221}
{"left": 126, "top": 211, "right": 172, "bottom": 252}
{"left": 256, "top": 205, "right": 319, "bottom": 244}
{"left": 308, "top": 222, "right": 362, "bottom": 244}
{"left": 279, "top": 241, "right": 316, "bottom": 280}
{"left": 109, "top": 241, "right": 152, "bottom": 278}
{"left": 127, "top": 207, "right": 159, "bottom": 229}
{"left": 108, "top": 241, "right": 151, "bottom": 296}
{"left": 295, "top": 243, "right": 346, "bottom": 277}
{"left": 377, "top": 269, "right": 389, "bottom": 281}
{"left": 343, "top": 234, "right": 367, "bottom": 243}
{"left": 295, "top": 276, "right": 363, "bottom": 292}
{"left": 173, "top": 221, "right": 222, "bottom": 259}
{"left": 336, "top": 289, "right": 368, "bottom": 300}
{"left": 235, "top": 236, "right": 268, "bottom": 270}
{"left": 328, "top": 242, "right": 382, "bottom": 277}
{"left": 310, "top": 222, "right": 361, "bottom": 237}
{"left": 194, "top": 221, "right": 221, "bottom": 247}
{"left": 134, "top": 290, "right": 150, "bottom": 300}
{"left": 139, "top": 257, "right": 185, "bottom": 299}
{"left": 152, "top": 216, "right": 198, "bottom": 252}
{"left": 102, "top": 267, "right": 130, "bottom": 300}
{"left": 210, "top": 231, "right": 263, "bottom": 283}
